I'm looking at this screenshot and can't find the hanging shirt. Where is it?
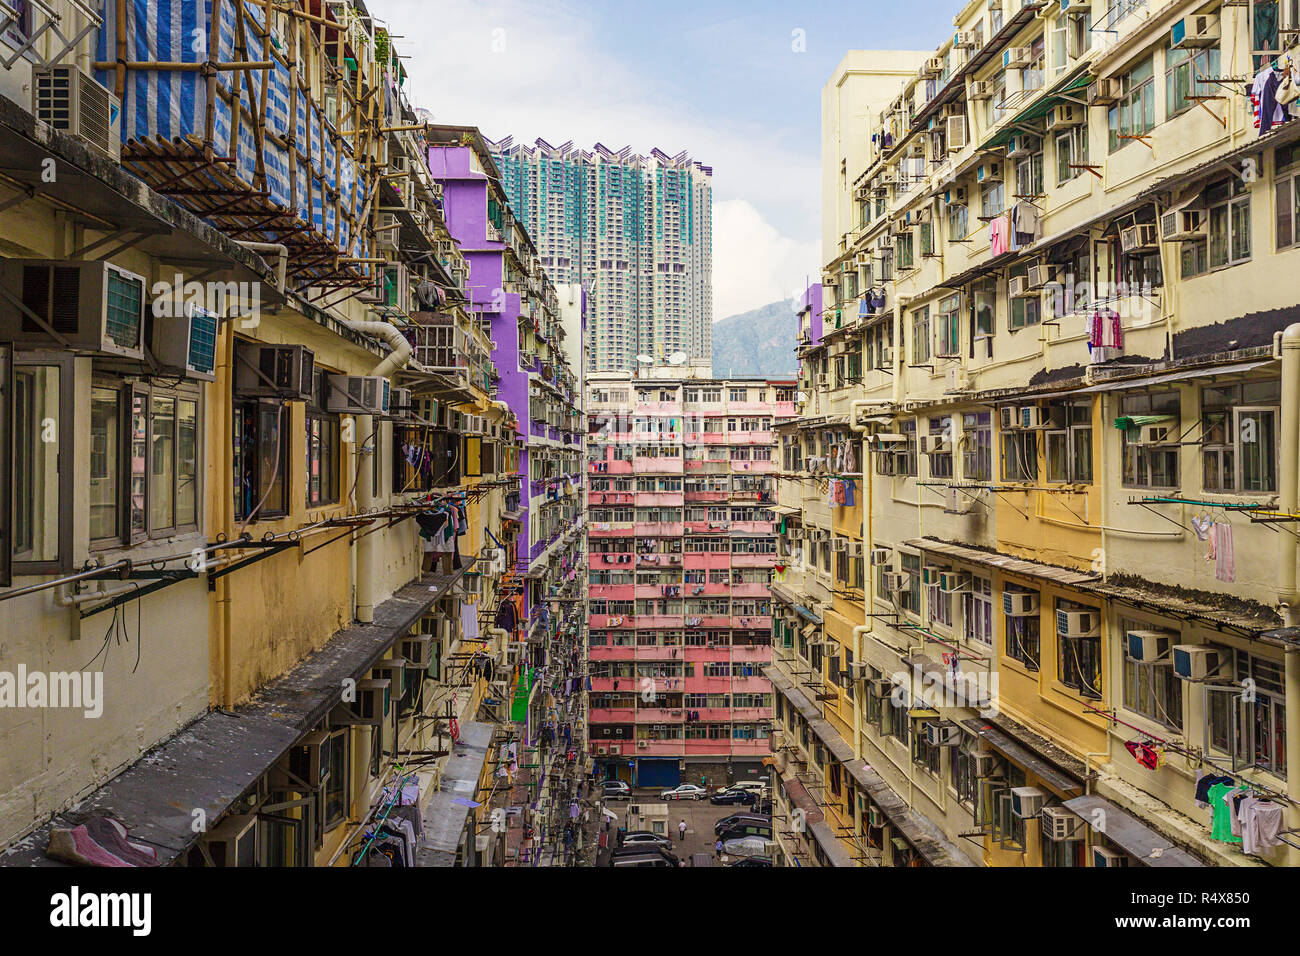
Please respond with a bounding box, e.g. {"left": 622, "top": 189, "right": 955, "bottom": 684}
{"left": 1207, "top": 781, "right": 1243, "bottom": 843}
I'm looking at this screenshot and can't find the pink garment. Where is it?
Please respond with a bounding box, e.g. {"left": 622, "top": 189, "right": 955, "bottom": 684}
{"left": 989, "top": 214, "right": 1008, "bottom": 257}
{"left": 1215, "top": 521, "right": 1235, "bottom": 582}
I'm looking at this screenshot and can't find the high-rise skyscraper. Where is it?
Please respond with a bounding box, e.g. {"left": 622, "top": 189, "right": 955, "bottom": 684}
{"left": 488, "top": 137, "right": 713, "bottom": 375}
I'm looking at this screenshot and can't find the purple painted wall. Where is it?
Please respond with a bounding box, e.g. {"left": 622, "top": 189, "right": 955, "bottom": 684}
{"left": 800, "top": 282, "right": 824, "bottom": 347}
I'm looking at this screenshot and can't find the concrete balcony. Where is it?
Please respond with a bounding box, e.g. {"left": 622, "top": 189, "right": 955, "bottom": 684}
{"left": 590, "top": 552, "right": 634, "bottom": 567}
{"left": 588, "top": 522, "right": 634, "bottom": 537}
{"left": 589, "top": 459, "right": 633, "bottom": 475}
{"left": 638, "top": 614, "right": 685, "bottom": 628}
{"left": 588, "top": 492, "right": 634, "bottom": 506}
{"left": 631, "top": 741, "right": 684, "bottom": 756}
{"left": 729, "top": 676, "right": 771, "bottom": 694}
{"left": 693, "top": 707, "right": 734, "bottom": 722}
{"left": 730, "top": 582, "right": 769, "bottom": 597}
{"left": 588, "top": 645, "right": 636, "bottom": 661}
{"left": 684, "top": 491, "right": 727, "bottom": 503}
{"left": 731, "top": 553, "right": 777, "bottom": 568}
{"left": 683, "top": 645, "right": 733, "bottom": 663}
{"left": 589, "top": 614, "right": 635, "bottom": 628}
{"left": 589, "top": 707, "right": 636, "bottom": 722}
{"left": 731, "top": 460, "right": 776, "bottom": 474}
{"left": 635, "top": 522, "right": 685, "bottom": 537}
{"left": 636, "top": 492, "right": 685, "bottom": 507}
{"left": 683, "top": 553, "right": 731, "bottom": 570}
{"left": 732, "top": 645, "right": 773, "bottom": 664}
{"left": 684, "top": 460, "right": 730, "bottom": 474}
{"left": 589, "top": 584, "right": 635, "bottom": 600}
{"left": 686, "top": 614, "right": 732, "bottom": 628}
{"left": 730, "top": 521, "right": 775, "bottom": 534}
{"left": 589, "top": 677, "right": 633, "bottom": 692}
{"left": 685, "top": 674, "right": 733, "bottom": 692}
{"left": 774, "top": 401, "right": 796, "bottom": 417}
{"left": 726, "top": 401, "right": 770, "bottom": 414}
{"left": 636, "top": 553, "right": 683, "bottom": 568}
{"left": 698, "top": 582, "right": 731, "bottom": 596}
{"left": 731, "top": 615, "right": 772, "bottom": 630}
{"left": 634, "top": 457, "right": 684, "bottom": 474}
{"left": 635, "top": 707, "right": 686, "bottom": 723}
{"left": 684, "top": 521, "right": 728, "bottom": 534}
{"left": 635, "top": 401, "right": 682, "bottom": 416}
{"left": 732, "top": 431, "right": 773, "bottom": 445}
{"left": 730, "top": 706, "right": 770, "bottom": 722}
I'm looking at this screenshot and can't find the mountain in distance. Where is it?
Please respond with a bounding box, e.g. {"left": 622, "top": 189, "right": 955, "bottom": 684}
{"left": 711, "top": 300, "right": 798, "bottom": 377}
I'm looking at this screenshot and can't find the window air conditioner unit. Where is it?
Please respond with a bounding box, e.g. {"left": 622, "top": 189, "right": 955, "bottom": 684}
{"left": 637, "top": 740, "right": 648, "bottom": 749}
{"left": 1172, "top": 644, "right": 1220, "bottom": 680}
{"left": 196, "top": 814, "right": 257, "bottom": 867}
{"left": 971, "top": 752, "right": 998, "bottom": 778}
{"left": 1045, "top": 103, "right": 1084, "bottom": 130}
{"left": 1057, "top": 608, "right": 1099, "bottom": 638}
{"left": 920, "top": 435, "right": 951, "bottom": 455}
{"left": 831, "top": 537, "right": 847, "bottom": 552}
{"left": 881, "top": 571, "right": 908, "bottom": 593}
{"left": 401, "top": 634, "right": 433, "bottom": 668}
{"left": 1006, "top": 135, "right": 1035, "bottom": 160}
{"left": 1134, "top": 422, "right": 1175, "bottom": 445}
{"left": 1008, "top": 275, "right": 1030, "bottom": 298}
{"left": 1121, "top": 223, "right": 1159, "bottom": 253}
{"left": 923, "top": 56, "right": 944, "bottom": 76}
{"left": 1040, "top": 805, "right": 1085, "bottom": 841}
{"left": 999, "top": 406, "right": 1020, "bottom": 430}
{"left": 970, "top": 80, "right": 993, "bottom": 100}
{"left": 1126, "top": 629, "right": 1174, "bottom": 663}
{"left": 870, "top": 547, "right": 892, "bottom": 566}
{"left": 869, "top": 678, "right": 894, "bottom": 698}
{"left": 939, "top": 571, "right": 970, "bottom": 593}
{"left": 287, "top": 730, "right": 331, "bottom": 789}
{"left": 921, "top": 565, "right": 947, "bottom": 587}
{"left": 847, "top": 541, "right": 864, "bottom": 558}
{"left": 609, "top": 744, "right": 621, "bottom": 755}
{"left": 1088, "top": 78, "right": 1123, "bottom": 106}
{"left": 596, "top": 746, "right": 608, "bottom": 755}
{"left": 976, "top": 162, "right": 1001, "bottom": 183}
{"left": 867, "top": 805, "right": 885, "bottom": 827}
{"left": 946, "top": 115, "right": 968, "bottom": 151}
{"left": 1027, "top": 264, "right": 1056, "bottom": 290}
{"left": 1093, "top": 846, "right": 1129, "bottom": 867}
{"left": 1019, "top": 405, "right": 1046, "bottom": 429}
{"left": 1003, "top": 591, "right": 1039, "bottom": 616}
{"left": 32, "top": 65, "right": 122, "bottom": 162}
{"left": 816, "top": 373, "right": 829, "bottom": 387}
{"left": 327, "top": 374, "right": 392, "bottom": 415}
{"left": 1160, "top": 207, "right": 1206, "bottom": 241}
{"left": 389, "top": 387, "right": 413, "bottom": 420}
{"left": 953, "top": 30, "right": 977, "bottom": 49}
{"left": 150, "top": 302, "right": 218, "bottom": 381}
{"left": 1011, "top": 786, "right": 1046, "bottom": 818}
{"left": 1171, "top": 14, "right": 1219, "bottom": 49}
{"left": 1003, "top": 46, "right": 1034, "bottom": 69}
{"left": 0, "top": 259, "right": 146, "bottom": 359}
{"left": 235, "top": 344, "right": 316, "bottom": 400}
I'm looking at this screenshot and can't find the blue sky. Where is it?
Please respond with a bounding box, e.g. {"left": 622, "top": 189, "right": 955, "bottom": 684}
{"left": 370, "top": 0, "right": 953, "bottom": 318}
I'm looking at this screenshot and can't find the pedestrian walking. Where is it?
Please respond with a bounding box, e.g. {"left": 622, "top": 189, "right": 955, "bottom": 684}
{"left": 715, "top": 838, "right": 724, "bottom": 859}
{"left": 678, "top": 819, "right": 688, "bottom": 842}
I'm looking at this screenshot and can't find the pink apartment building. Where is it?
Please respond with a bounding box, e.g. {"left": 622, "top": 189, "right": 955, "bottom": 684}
{"left": 586, "top": 372, "right": 798, "bottom": 788}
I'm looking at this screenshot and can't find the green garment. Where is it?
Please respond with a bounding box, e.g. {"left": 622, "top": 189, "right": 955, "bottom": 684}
{"left": 1207, "top": 782, "right": 1243, "bottom": 843}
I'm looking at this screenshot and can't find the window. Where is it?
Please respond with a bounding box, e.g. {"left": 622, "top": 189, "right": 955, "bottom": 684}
{"left": 323, "top": 729, "right": 350, "bottom": 830}
{"left": 1004, "top": 586, "right": 1040, "bottom": 670}
{"left": 897, "top": 232, "right": 915, "bottom": 270}
{"left": 1206, "top": 179, "right": 1252, "bottom": 269}
{"left": 912, "top": 721, "right": 942, "bottom": 775}
{"left": 948, "top": 200, "right": 969, "bottom": 243}
{"left": 900, "top": 552, "right": 921, "bottom": 615}
{"left": 963, "top": 576, "right": 993, "bottom": 647}
{"left": 1108, "top": 57, "right": 1155, "bottom": 152}
{"left": 729, "top": 387, "right": 748, "bottom": 402}
{"left": 1016, "top": 150, "right": 1044, "bottom": 198}
{"left": 1275, "top": 142, "right": 1300, "bottom": 250}
{"left": 928, "top": 570, "right": 953, "bottom": 629}
{"left": 235, "top": 401, "right": 290, "bottom": 521}
{"left": 90, "top": 385, "right": 122, "bottom": 543}
{"left": 936, "top": 294, "right": 961, "bottom": 357}
{"left": 1008, "top": 265, "right": 1041, "bottom": 329}
{"left": 12, "top": 357, "right": 68, "bottom": 569}
{"left": 910, "top": 306, "right": 931, "bottom": 365}
{"left": 1207, "top": 650, "right": 1287, "bottom": 778}
{"left": 1201, "top": 380, "right": 1280, "bottom": 493}
{"left": 1166, "top": 43, "right": 1220, "bottom": 117}
{"left": 1000, "top": 429, "right": 1037, "bottom": 483}
{"left": 1055, "top": 127, "right": 1088, "bottom": 184}
{"left": 981, "top": 179, "right": 1005, "bottom": 219}
{"left": 1044, "top": 401, "right": 1093, "bottom": 483}
{"left": 928, "top": 417, "right": 954, "bottom": 479}
{"left": 962, "top": 412, "right": 992, "bottom": 481}
{"left": 306, "top": 413, "right": 341, "bottom": 506}
{"left": 1121, "top": 618, "right": 1183, "bottom": 731}
{"left": 1120, "top": 390, "right": 1181, "bottom": 489}
{"left": 1056, "top": 598, "right": 1102, "bottom": 699}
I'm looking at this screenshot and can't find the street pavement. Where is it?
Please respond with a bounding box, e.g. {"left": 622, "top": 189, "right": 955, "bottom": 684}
{"left": 594, "top": 790, "right": 761, "bottom": 866}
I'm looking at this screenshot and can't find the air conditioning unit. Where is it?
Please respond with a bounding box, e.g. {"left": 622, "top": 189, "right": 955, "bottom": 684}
{"left": 953, "top": 30, "right": 977, "bottom": 48}
{"left": 939, "top": 571, "right": 970, "bottom": 593}
{"left": 637, "top": 740, "right": 648, "bottom": 749}
{"left": 1019, "top": 405, "right": 1046, "bottom": 429}
{"left": 1003, "top": 46, "right": 1034, "bottom": 69}
{"left": 1133, "top": 422, "right": 1175, "bottom": 445}
{"left": 926, "top": 722, "right": 962, "bottom": 746}
{"left": 881, "top": 346, "right": 896, "bottom": 365}
{"left": 150, "top": 302, "right": 218, "bottom": 381}
{"left": 999, "top": 406, "right": 1020, "bottom": 430}
{"left": 32, "top": 65, "right": 121, "bottom": 162}
{"left": 921, "top": 565, "right": 945, "bottom": 586}
{"left": 970, "top": 79, "right": 993, "bottom": 100}
{"left": 388, "top": 387, "right": 413, "bottom": 420}
{"left": 287, "top": 730, "right": 330, "bottom": 788}
{"left": 881, "top": 571, "right": 908, "bottom": 593}
{"left": 1003, "top": 591, "right": 1039, "bottom": 616}
{"left": 816, "top": 373, "right": 829, "bottom": 387}
{"left": 1093, "top": 846, "right": 1129, "bottom": 867}
{"left": 1006, "top": 134, "right": 1036, "bottom": 160}
{"left": 1171, "top": 14, "right": 1220, "bottom": 49}
{"left": 867, "top": 805, "right": 885, "bottom": 827}
{"left": 196, "top": 814, "right": 257, "bottom": 867}
{"left": 920, "top": 435, "right": 951, "bottom": 455}
{"left": 400, "top": 634, "right": 433, "bottom": 669}
{"left": 1057, "top": 608, "right": 1100, "bottom": 638}
{"left": 869, "top": 678, "right": 894, "bottom": 698}
{"left": 1040, "top": 805, "right": 1085, "bottom": 841}
{"left": 976, "top": 161, "right": 1001, "bottom": 183}
{"left": 1121, "top": 223, "right": 1159, "bottom": 253}
{"left": 831, "top": 537, "right": 847, "bottom": 552}
{"left": 1009, "top": 275, "right": 1030, "bottom": 298}
{"left": 1027, "top": 264, "right": 1056, "bottom": 290}
{"left": 946, "top": 115, "right": 968, "bottom": 151}
{"left": 326, "top": 374, "right": 392, "bottom": 415}
{"left": 0, "top": 259, "right": 147, "bottom": 359}
{"left": 1126, "top": 629, "right": 1174, "bottom": 663}
{"left": 1011, "top": 786, "right": 1046, "bottom": 818}
{"left": 923, "top": 56, "right": 944, "bottom": 76}
{"left": 596, "top": 746, "right": 608, "bottom": 755}
{"left": 1160, "top": 207, "right": 1207, "bottom": 241}
{"left": 1045, "top": 103, "right": 1084, "bottom": 130}
{"left": 1172, "top": 644, "right": 1221, "bottom": 680}
{"left": 870, "top": 547, "right": 892, "bottom": 566}
{"left": 1089, "top": 78, "right": 1123, "bottom": 106}
{"left": 971, "top": 752, "right": 998, "bottom": 778}
{"left": 846, "top": 541, "right": 864, "bottom": 558}
{"left": 609, "top": 745, "right": 621, "bottom": 755}
{"left": 235, "top": 344, "right": 316, "bottom": 400}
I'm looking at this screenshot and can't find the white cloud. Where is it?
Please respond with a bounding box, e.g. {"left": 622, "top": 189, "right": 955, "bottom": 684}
{"left": 713, "top": 200, "right": 818, "bottom": 320}
{"left": 368, "top": 0, "right": 820, "bottom": 315}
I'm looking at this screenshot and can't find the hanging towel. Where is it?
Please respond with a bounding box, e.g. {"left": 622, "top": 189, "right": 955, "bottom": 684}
{"left": 1214, "top": 521, "right": 1235, "bottom": 582}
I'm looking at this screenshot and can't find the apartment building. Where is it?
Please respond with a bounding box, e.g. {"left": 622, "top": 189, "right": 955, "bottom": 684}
{"left": 0, "top": 1, "right": 584, "bottom": 869}
{"left": 490, "top": 137, "right": 714, "bottom": 374}
{"left": 771, "top": 0, "right": 1300, "bottom": 867}
{"left": 586, "top": 370, "right": 796, "bottom": 788}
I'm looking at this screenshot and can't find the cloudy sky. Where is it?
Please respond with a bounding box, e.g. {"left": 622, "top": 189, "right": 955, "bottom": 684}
{"left": 368, "top": 0, "right": 950, "bottom": 319}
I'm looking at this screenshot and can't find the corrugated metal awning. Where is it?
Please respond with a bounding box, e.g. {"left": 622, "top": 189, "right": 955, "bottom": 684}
{"left": 1076, "top": 359, "right": 1275, "bottom": 394}
{"left": 1063, "top": 794, "right": 1206, "bottom": 867}
{"left": 961, "top": 717, "right": 1084, "bottom": 797}
{"left": 904, "top": 538, "right": 1097, "bottom": 588}
{"left": 843, "top": 759, "right": 976, "bottom": 867}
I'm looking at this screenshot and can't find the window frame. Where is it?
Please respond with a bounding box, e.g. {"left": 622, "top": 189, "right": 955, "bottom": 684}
{"left": 10, "top": 350, "right": 74, "bottom": 575}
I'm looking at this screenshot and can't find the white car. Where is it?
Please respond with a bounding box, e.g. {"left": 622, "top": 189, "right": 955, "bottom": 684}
{"left": 726, "top": 781, "right": 768, "bottom": 797}
{"left": 660, "top": 783, "right": 708, "bottom": 801}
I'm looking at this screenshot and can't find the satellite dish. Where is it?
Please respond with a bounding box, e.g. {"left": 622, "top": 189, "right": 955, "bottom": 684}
{"left": 414, "top": 108, "right": 435, "bottom": 126}
{"left": 635, "top": 354, "right": 654, "bottom": 364}
{"left": 668, "top": 351, "right": 688, "bottom": 366}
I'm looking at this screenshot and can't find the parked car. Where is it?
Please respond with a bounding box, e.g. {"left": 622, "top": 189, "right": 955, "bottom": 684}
{"left": 714, "top": 812, "right": 772, "bottom": 837}
{"left": 727, "top": 781, "right": 769, "bottom": 797}
{"left": 610, "top": 852, "right": 676, "bottom": 867}
{"left": 716, "top": 820, "right": 773, "bottom": 843}
{"left": 610, "top": 844, "right": 681, "bottom": 866}
{"left": 660, "top": 783, "right": 708, "bottom": 801}
{"left": 708, "top": 787, "right": 754, "bottom": 806}
{"left": 749, "top": 796, "right": 773, "bottom": 815}
{"left": 602, "top": 780, "right": 632, "bottom": 800}
{"left": 728, "top": 856, "right": 773, "bottom": 867}
{"left": 617, "top": 830, "right": 673, "bottom": 850}
{"left": 722, "top": 835, "right": 774, "bottom": 859}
